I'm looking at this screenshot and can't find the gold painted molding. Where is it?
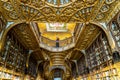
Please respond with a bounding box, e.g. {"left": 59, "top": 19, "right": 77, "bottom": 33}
{"left": 0, "top": 0, "right": 118, "bottom": 22}
{"left": 90, "top": 21, "right": 116, "bottom": 52}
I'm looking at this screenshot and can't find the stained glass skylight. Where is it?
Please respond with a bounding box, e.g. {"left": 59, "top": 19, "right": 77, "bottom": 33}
{"left": 46, "top": 0, "right": 75, "bottom": 7}
{"left": 46, "top": 23, "right": 67, "bottom": 32}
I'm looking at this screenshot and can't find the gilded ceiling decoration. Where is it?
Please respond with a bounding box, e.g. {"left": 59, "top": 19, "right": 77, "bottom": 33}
{"left": 11, "top": 23, "right": 39, "bottom": 50}
{"left": 45, "top": 0, "right": 75, "bottom": 7}
{"left": 0, "top": 0, "right": 119, "bottom": 22}
{"left": 75, "top": 24, "right": 102, "bottom": 50}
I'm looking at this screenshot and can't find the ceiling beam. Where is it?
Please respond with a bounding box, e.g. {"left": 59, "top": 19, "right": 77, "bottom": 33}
{"left": 90, "top": 0, "right": 105, "bottom": 21}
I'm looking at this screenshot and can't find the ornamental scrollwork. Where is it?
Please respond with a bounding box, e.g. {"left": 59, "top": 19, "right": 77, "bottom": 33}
{"left": 0, "top": 0, "right": 119, "bottom": 22}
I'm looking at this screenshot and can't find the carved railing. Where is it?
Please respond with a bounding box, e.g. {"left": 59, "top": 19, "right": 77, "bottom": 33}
{"left": 41, "top": 36, "right": 74, "bottom": 47}
{"left": 39, "top": 36, "right": 75, "bottom": 52}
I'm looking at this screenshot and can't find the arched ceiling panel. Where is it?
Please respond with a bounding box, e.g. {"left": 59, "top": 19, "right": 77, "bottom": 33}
{"left": 0, "top": 0, "right": 119, "bottom": 23}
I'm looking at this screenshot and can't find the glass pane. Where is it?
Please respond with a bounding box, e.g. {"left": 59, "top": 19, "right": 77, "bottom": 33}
{"left": 54, "top": 78, "right": 61, "bottom": 80}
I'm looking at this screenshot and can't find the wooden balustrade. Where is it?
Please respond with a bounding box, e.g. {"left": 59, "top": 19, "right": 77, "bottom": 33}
{"left": 41, "top": 36, "right": 74, "bottom": 47}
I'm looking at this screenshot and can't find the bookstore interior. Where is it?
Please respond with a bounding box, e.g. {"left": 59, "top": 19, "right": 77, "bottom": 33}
{"left": 0, "top": 0, "right": 120, "bottom": 80}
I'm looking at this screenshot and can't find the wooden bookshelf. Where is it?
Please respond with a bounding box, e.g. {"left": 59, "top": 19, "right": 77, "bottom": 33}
{"left": 77, "top": 55, "right": 86, "bottom": 75}
{"left": 76, "top": 31, "right": 120, "bottom": 80}
{"left": 0, "top": 66, "right": 22, "bottom": 80}
{"left": 0, "top": 33, "right": 36, "bottom": 79}
{"left": 86, "top": 32, "right": 112, "bottom": 71}
{"left": 76, "top": 63, "right": 120, "bottom": 80}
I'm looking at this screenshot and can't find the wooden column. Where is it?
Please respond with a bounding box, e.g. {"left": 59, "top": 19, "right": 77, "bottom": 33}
{"left": 26, "top": 50, "right": 33, "bottom": 68}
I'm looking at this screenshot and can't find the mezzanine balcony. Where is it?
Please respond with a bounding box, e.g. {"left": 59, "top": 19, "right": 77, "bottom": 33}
{"left": 39, "top": 36, "right": 75, "bottom": 52}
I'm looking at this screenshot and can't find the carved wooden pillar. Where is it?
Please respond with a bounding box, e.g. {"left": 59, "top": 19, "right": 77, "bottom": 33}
{"left": 81, "top": 50, "right": 88, "bottom": 67}
{"left": 26, "top": 50, "right": 33, "bottom": 68}
{"left": 23, "top": 50, "right": 33, "bottom": 80}
{"left": 36, "top": 61, "right": 43, "bottom": 74}
{"left": 72, "top": 60, "right": 78, "bottom": 76}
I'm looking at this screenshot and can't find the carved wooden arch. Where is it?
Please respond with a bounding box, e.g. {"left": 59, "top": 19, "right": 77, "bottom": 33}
{"left": 90, "top": 21, "right": 116, "bottom": 52}
{"left": 65, "top": 59, "right": 72, "bottom": 74}
{"left": 108, "top": 12, "right": 120, "bottom": 52}
{"left": 0, "top": 21, "right": 116, "bottom": 52}
{"left": 0, "top": 20, "right": 26, "bottom": 52}
{"left": 117, "top": 12, "right": 120, "bottom": 24}
{"left": 49, "top": 66, "right": 66, "bottom": 74}
{"left": 72, "top": 49, "right": 86, "bottom": 74}
{"left": 49, "top": 67, "right": 65, "bottom": 79}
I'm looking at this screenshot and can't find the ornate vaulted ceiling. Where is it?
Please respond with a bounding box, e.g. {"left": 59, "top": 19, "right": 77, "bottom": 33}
{"left": 11, "top": 23, "right": 39, "bottom": 50}
{"left": 75, "top": 24, "right": 102, "bottom": 50}
{"left": 9, "top": 23, "right": 45, "bottom": 61}
{"left": 0, "top": 0, "right": 119, "bottom": 23}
